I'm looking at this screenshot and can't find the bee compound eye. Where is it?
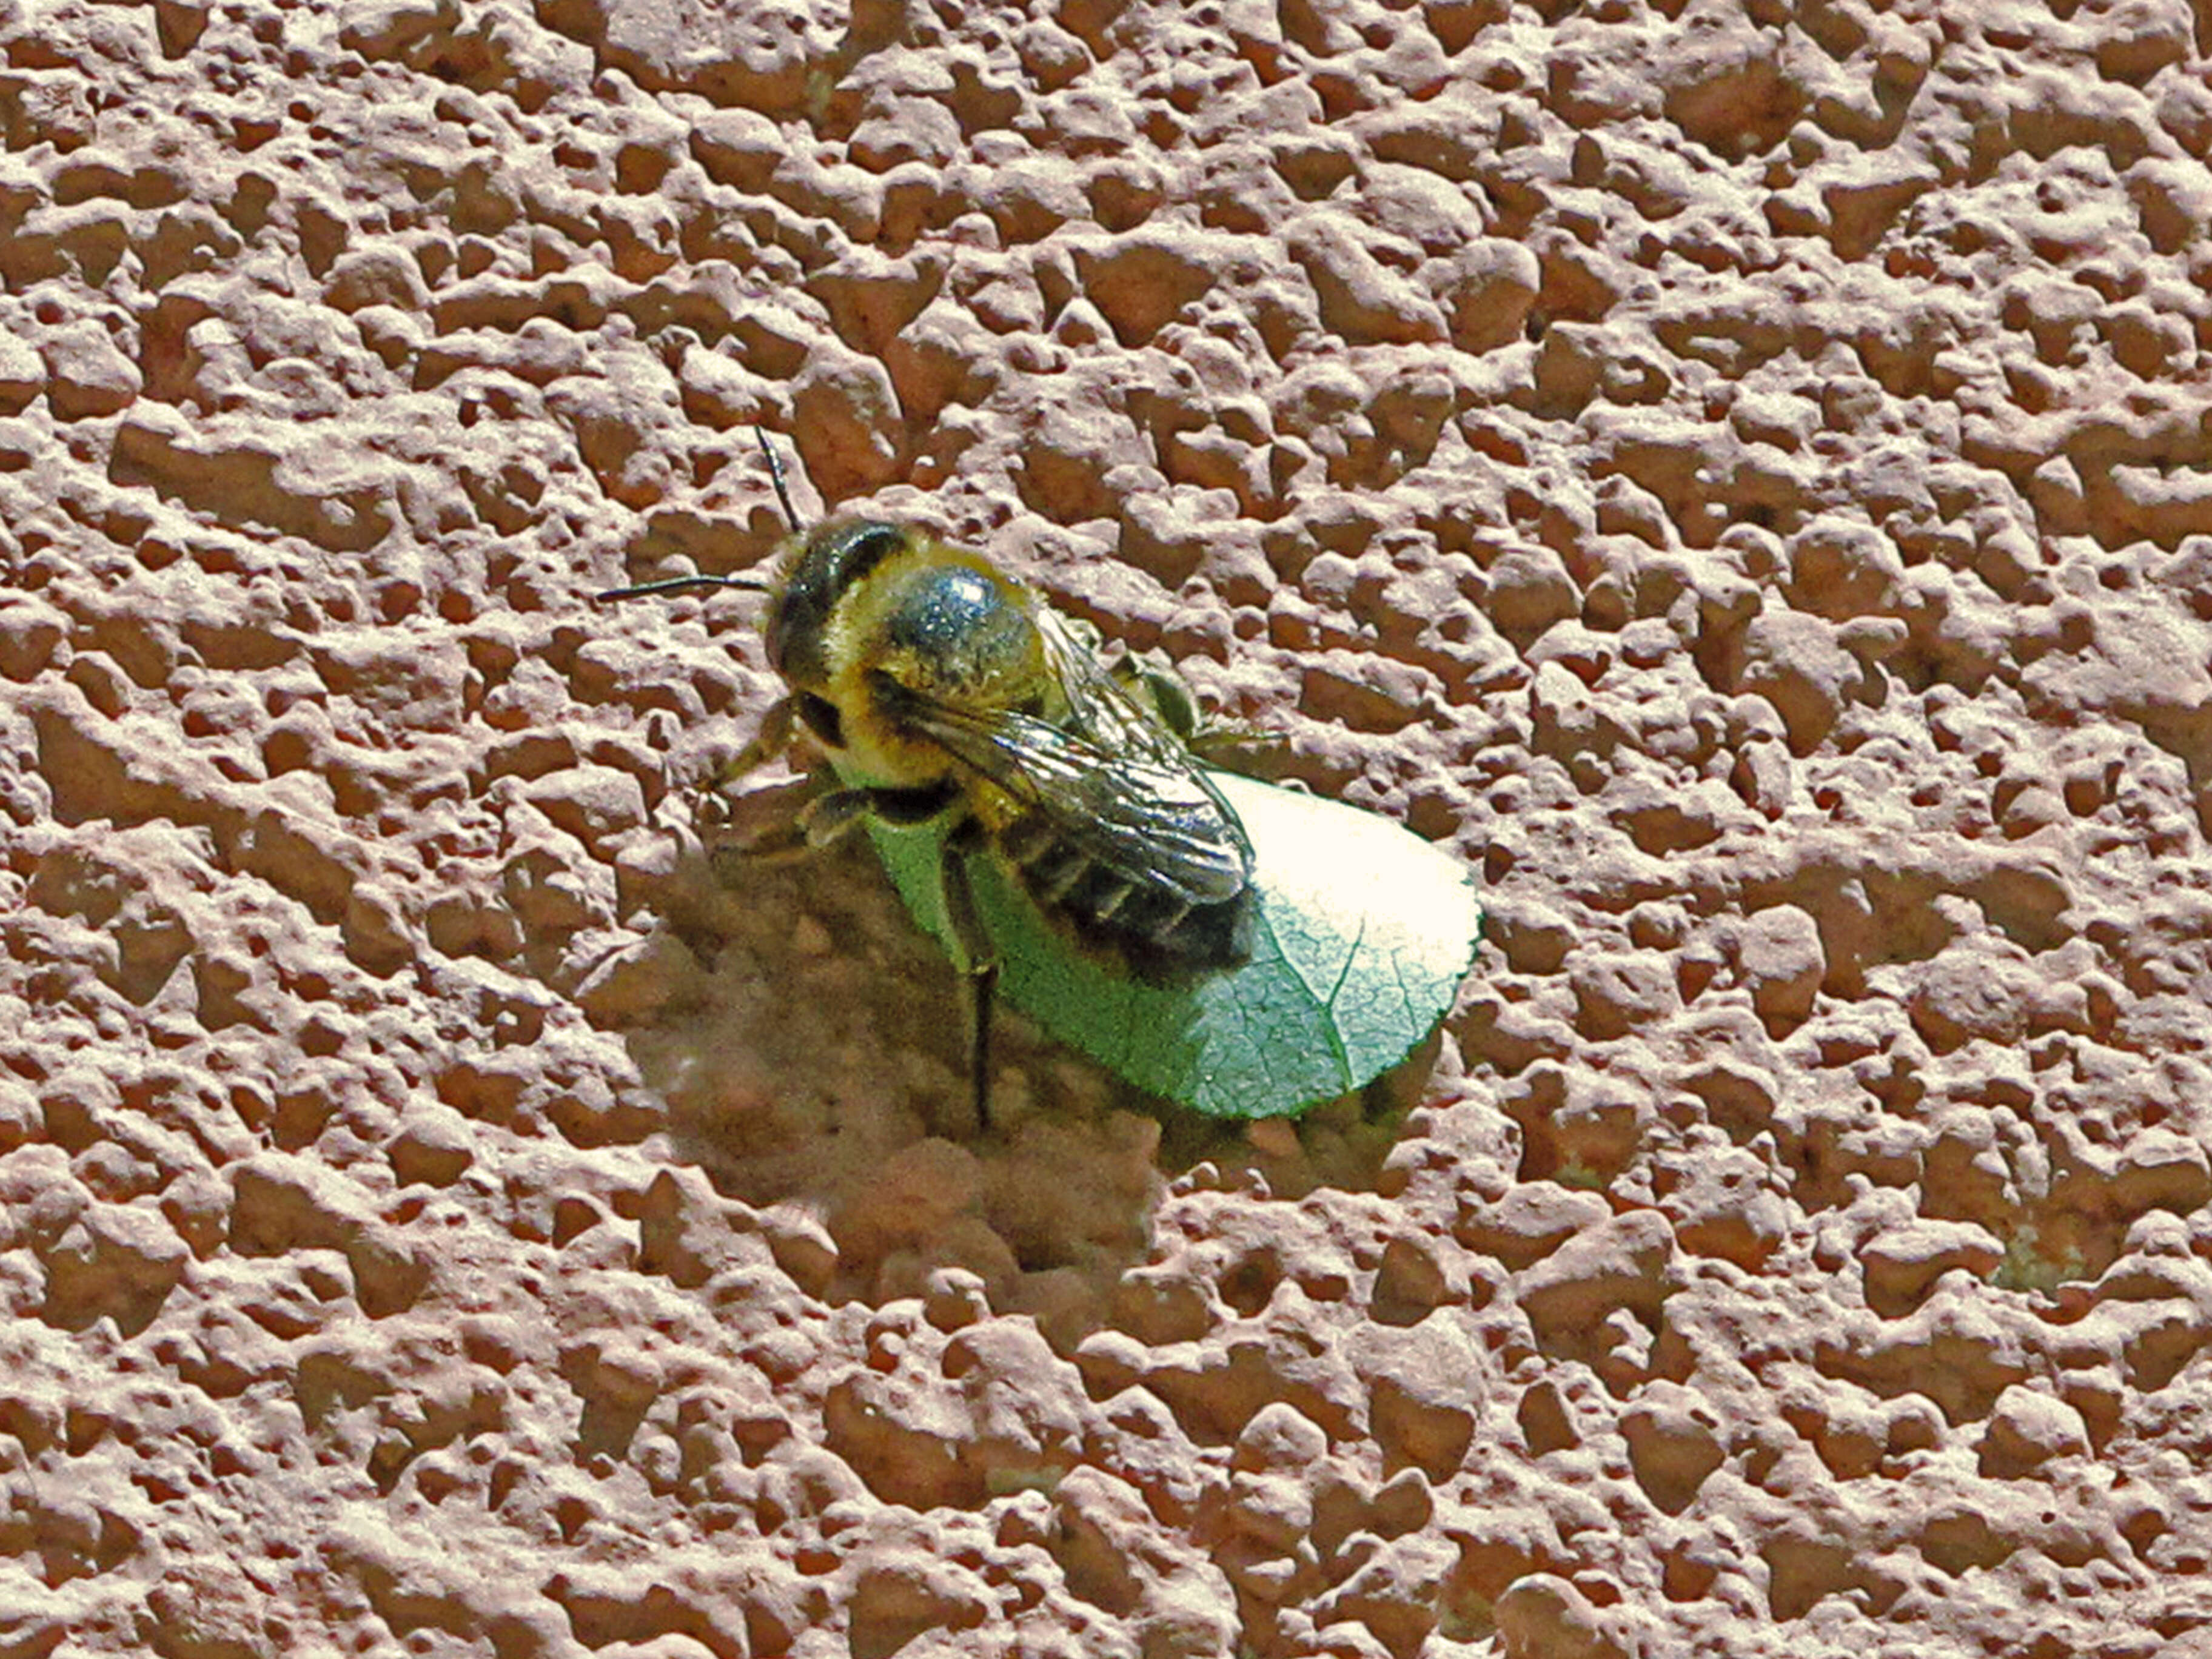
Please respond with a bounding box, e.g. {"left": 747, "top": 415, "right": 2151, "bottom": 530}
{"left": 796, "top": 692, "right": 845, "bottom": 748}
{"left": 848, "top": 525, "right": 909, "bottom": 563}
{"left": 809, "top": 521, "right": 910, "bottom": 595}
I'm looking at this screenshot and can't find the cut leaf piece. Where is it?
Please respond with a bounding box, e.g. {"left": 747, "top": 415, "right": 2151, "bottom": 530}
{"left": 863, "top": 772, "right": 1483, "bottom": 1119}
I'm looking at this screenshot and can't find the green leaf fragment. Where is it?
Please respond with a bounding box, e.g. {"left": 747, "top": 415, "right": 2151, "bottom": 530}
{"left": 862, "top": 773, "right": 1483, "bottom": 1119}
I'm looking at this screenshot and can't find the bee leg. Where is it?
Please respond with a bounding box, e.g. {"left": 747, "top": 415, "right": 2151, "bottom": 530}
{"left": 708, "top": 771, "right": 845, "bottom": 861}
{"left": 719, "top": 816, "right": 812, "bottom": 860}
{"left": 737, "top": 777, "right": 960, "bottom": 858}
{"left": 794, "top": 786, "right": 880, "bottom": 848}
{"left": 1114, "top": 658, "right": 1201, "bottom": 742}
{"left": 1113, "top": 652, "right": 1282, "bottom": 763}
{"left": 717, "top": 695, "right": 796, "bottom": 785}
{"left": 937, "top": 822, "right": 998, "bottom": 1133}
{"left": 1183, "top": 719, "right": 1285, "bottom": 765}
{"left": 791, "top": 785, "right": 997, "bottom": 1129}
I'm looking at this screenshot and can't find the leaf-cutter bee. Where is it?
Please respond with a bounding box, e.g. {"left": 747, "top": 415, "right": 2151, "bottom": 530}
{"left": 598, "top": 434, "right": 1255, "bottom": 1129}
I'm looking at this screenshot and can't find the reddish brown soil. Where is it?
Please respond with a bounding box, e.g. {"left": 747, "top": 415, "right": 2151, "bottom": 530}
{"left": 4, "top": 2, "right": 2211, "bottom": 1655}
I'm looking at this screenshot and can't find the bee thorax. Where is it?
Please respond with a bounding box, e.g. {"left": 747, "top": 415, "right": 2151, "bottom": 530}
{"left": 879, "top": 563, "right": 1039, "bottom": 699}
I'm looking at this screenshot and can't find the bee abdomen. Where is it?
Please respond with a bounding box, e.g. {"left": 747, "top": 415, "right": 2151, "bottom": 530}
{"left": 993, "top": 820, "right": 1250, "bottom": 971}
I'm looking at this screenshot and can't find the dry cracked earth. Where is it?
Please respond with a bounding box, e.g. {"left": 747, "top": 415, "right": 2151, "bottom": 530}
{"left": 5, "top": 0, "right": 2212, "bottom": 1655}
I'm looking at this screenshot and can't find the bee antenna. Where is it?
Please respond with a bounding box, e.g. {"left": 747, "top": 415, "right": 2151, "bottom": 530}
{"left": 755, "top": 427, "right": 800, "bottom": 532}
{"left": 595, "top": 574, "right": 771, "bottom": 603}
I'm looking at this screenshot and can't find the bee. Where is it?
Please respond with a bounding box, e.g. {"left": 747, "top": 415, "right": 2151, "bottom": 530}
{"left": 597, "top": 432, "right": 1255, "bottom": 1128}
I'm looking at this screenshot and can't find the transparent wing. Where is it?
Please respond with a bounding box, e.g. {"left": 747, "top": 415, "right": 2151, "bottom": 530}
{"left": 882, "top": 614, "right": 1253, "bottom": 903}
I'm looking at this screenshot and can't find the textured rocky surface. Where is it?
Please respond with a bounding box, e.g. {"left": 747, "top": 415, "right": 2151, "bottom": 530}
{"left": 4, "top": 0, "right": 2212, "bottom": 1654}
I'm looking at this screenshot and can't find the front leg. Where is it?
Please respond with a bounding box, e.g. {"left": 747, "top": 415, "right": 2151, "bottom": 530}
{"left": 719, "top": 775, "right": 957, "bottom": 859}
{"left": 717, "top": 695, "right": 796, "bottom": 786}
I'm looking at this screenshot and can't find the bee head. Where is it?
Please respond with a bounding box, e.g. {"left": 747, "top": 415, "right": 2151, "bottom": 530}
{"left": 766, "top": 518, "right": 915, "bottom": 685}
